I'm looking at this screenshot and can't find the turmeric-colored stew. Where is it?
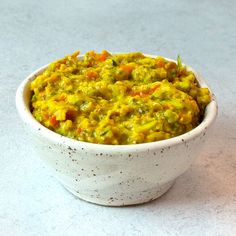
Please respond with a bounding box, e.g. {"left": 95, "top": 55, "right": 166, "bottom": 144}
{"left": 30, "top": 50, "right": 210, "bottom": 144}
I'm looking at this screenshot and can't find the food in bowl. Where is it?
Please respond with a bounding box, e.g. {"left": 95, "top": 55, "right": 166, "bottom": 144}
{"left": 30, "top": 50, "right": 211, "bottom": 145}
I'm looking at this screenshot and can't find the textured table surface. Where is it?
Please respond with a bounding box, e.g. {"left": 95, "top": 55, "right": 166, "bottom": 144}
{"left": 1, "top": 0, "right": 236, "bottom": 235}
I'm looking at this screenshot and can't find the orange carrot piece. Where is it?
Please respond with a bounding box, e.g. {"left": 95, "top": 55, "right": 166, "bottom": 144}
{"left": 49, "top": 116, "right": 59, "bottom": 127}
{"left": 156, "top": 58, "right": 165, "bottom": 68}
{"left": 99, "top": 50, "right": 109, "bottom": 61}
{"left": 120, "top": 64, "right": 134, "bottom": 74}
{"left": 87, "top": 70, "right": 98, "bottom": 79}
{"left": 130, "top": 84, "right": 160, "bottom": 97}
{"left": 150, "top": 83, "right": 160, "bottom": 93}
{"left": 50, "top": 74, "right": 59, "bottom": 82}
{"left": 77, "top": 127, "right": 83, "bottom": 133}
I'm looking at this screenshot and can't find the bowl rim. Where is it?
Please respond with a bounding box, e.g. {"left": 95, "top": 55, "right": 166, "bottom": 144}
{"left": 15, "top": 53, "right": 218, "bottom": 153}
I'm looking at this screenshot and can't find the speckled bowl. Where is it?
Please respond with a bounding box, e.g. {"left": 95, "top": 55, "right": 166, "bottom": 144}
{"left": 16, "top": 55, "right": 217, "bottom": 206}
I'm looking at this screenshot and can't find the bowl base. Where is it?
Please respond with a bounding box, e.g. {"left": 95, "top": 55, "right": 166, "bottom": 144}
{"left": 63, "top": 181, "right": 175, "bottom": 207}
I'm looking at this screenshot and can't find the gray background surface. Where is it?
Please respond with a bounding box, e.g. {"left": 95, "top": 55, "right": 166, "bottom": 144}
{"left": 0, "top": 0, "right": 236, "bottom": 235}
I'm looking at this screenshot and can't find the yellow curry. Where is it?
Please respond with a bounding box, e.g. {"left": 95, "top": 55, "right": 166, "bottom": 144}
{"left": 30, "top": 50, "right": 211, "bottom": 144}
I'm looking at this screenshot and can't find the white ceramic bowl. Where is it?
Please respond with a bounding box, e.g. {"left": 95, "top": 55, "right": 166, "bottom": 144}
{"left": 16, "top": 55, "right": 217, "bottom": 206}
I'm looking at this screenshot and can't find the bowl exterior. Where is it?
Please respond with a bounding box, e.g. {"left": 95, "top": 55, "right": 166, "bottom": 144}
{"left": 26, "top": 126, "right": 208, "bottom": 206}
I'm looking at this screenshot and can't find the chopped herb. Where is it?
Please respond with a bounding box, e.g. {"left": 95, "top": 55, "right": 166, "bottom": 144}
{"left": 177, "top": 55, "right": 182, "bottom": 70}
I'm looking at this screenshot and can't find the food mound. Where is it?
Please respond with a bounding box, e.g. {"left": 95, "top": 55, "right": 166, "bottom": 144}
{"left": 30, "top": 50, "right": 211, "bottom": 144}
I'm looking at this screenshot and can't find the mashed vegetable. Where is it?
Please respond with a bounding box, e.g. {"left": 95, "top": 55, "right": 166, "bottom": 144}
{"left": 30, "top": 50, "right": 211, "bottom": 144}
